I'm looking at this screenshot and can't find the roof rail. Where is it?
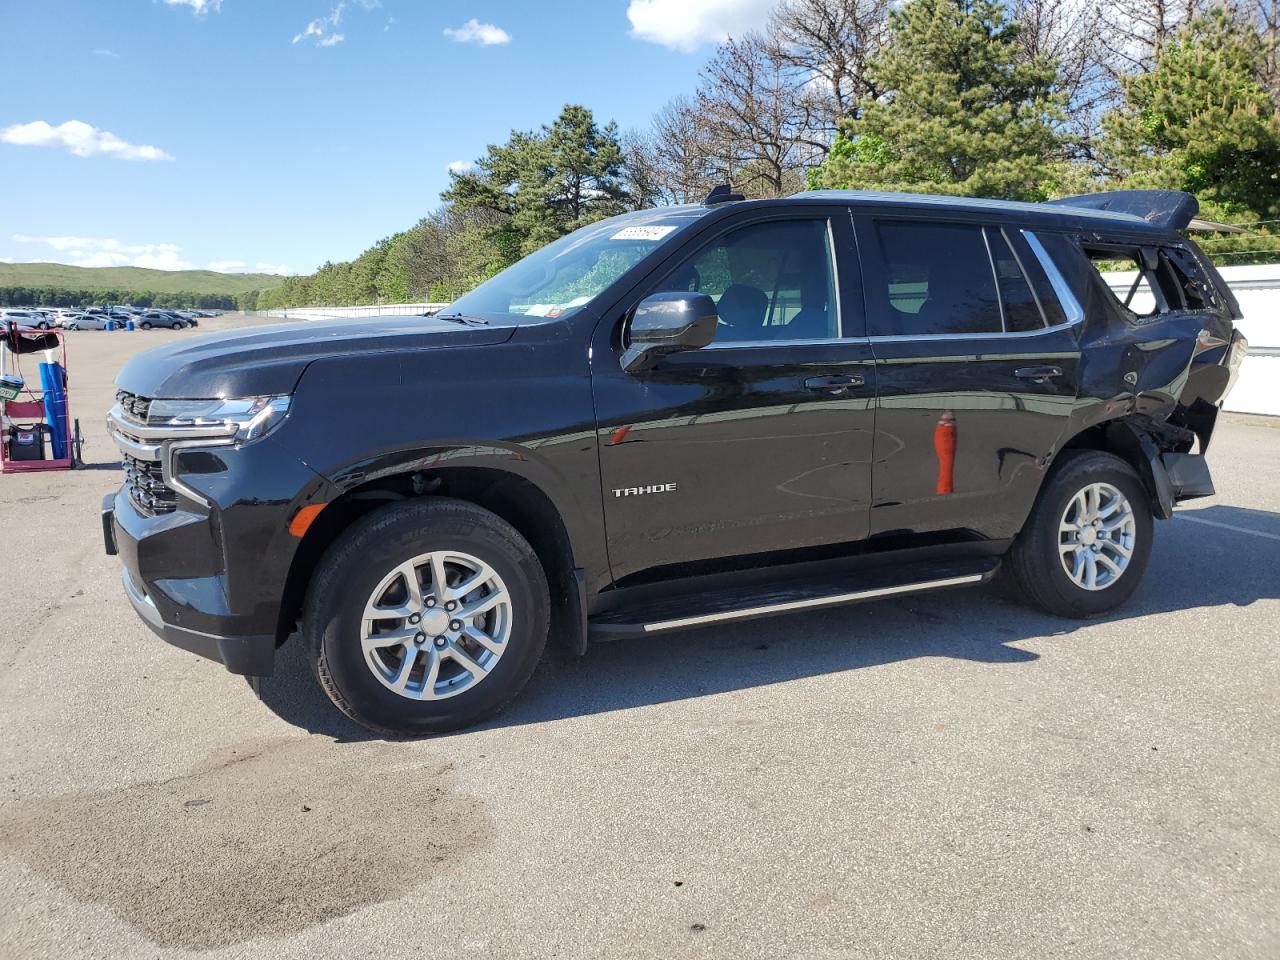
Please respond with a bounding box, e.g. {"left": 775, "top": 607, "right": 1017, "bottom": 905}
{"left": 1047, "top": 190, "right": 1199, "bottom": 231}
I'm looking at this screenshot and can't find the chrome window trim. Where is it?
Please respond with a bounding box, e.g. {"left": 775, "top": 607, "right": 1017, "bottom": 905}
{"left": 703, "top": 336, "right": 868, "bottom": 350}
{"left": 827, "top": 217, "right": 843, "bottom": 339}
{"left": 1022, "top": 231, "right": 1085, "bottom": 326}
{"left": 867, "top": 325, "right": 1076, "bottom": 343}
{"left": 1000, "top": 226, "right": 1050, "bottom": 330}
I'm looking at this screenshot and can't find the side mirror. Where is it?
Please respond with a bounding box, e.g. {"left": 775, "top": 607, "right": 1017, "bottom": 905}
{"left": 620, "top": 292, "right": 718, "bottom": 373}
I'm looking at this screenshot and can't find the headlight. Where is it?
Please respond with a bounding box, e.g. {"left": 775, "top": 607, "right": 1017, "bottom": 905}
{"left": 147, "top": 395, "right": 291, "bottom": 441}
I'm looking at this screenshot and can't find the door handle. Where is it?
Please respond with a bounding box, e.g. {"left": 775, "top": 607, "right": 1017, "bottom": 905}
{"left": 804, "top": 374, "right": 865, "bottom": 395}
{"left": 1014, "top": 365, "right": 1063, "bottom": 383}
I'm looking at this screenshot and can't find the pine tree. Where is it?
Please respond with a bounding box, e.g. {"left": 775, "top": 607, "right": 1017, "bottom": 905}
{"left": 1099, "top": 7, "right": 1280, "bottom": 221}
{"left": 809, "top": 0, "right": 1065, "bottom": 200}
{"left": 444, "top": 104, "right": 629, "bottom": 260}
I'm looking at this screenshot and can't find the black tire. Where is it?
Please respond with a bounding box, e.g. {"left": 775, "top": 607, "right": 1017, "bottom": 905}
{"left": 171, "top": 321, "right": 182, "bottom": 330}
{"left": 68, "top": 324, "right": 78, "bottom": 331}
{"left": 303, "top": 498, "right": 550, "bottom": 736}
{"left": 1004, "top": 450, "right": 1153, "bottom": 618}
{"left": 140, "top": 321, "right": 152, "bottom": 330}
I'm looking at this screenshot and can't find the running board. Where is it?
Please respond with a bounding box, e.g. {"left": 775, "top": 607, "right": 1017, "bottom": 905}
{"left": 589, "top": 556, "right": 1000, "bottom": 639}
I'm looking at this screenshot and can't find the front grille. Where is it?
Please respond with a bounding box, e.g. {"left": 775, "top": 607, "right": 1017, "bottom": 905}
{"left": 123, "top": 453, "right": 177, "bottom": 515}
{"left": 115, "top": 390, "right": 152, "bottom": 423}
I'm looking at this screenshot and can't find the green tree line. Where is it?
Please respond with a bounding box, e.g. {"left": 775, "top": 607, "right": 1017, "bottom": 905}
{"left": 0, "top": 287, "right": 243, "bottom": 310}
{"left": 260, "top": 0, "right": 1280, "bottom": 311}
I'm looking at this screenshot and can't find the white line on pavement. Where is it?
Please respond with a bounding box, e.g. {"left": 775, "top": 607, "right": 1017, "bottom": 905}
{"left": 1176, "top": 513, "right": 1280, "bottom": 542}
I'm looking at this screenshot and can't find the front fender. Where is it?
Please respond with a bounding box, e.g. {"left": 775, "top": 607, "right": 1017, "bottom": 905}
{"left": 278, "top": 339, "right": 608, "bottom": 591}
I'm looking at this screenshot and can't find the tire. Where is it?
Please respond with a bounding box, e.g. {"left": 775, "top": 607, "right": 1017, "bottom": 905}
{"left": 1004, "top": 449, "right": 1153, "bottom": 618}
{"left": 68, "top": 324, "right": 79, "bottom": 331}
{"left": 171, "top": 322, "right": 182, "bottom": 330}
{"left": 303, "top": 498, "right": 550, "bottom": 736}
{"left": 140, "top": 321, "right": 152, "bottom": 330}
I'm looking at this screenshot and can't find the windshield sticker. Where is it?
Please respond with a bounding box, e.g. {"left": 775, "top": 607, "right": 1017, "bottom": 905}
{"left": 610, "top": 225, "right": 677, "bottom": 242}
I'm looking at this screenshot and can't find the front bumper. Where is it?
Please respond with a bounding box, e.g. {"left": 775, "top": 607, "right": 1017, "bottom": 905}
{"left": 104, "top": 491, "right": 280, "bottom": 677}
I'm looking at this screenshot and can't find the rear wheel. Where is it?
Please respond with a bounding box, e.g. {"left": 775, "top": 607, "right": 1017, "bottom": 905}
{"left": 304, "top": 498, "right": 550, "bottom": 736}
{"left": 140, "top": 321, "right": 152, "bottom": 330}
{"left": 1005, "top": 450, "right": 1153, "bottom": 618}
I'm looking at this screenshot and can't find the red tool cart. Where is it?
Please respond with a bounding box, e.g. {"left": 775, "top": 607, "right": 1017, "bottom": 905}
{"left": 1, "top": 324, "right": 83, "bottom": 473}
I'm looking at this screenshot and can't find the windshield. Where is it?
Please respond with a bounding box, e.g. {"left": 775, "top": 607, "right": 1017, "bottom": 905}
{"left": 444, "top": 211, "right": 702, "bottom": 321}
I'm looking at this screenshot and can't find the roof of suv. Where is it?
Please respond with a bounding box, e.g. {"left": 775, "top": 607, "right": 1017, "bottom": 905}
{"left": 695, "top": 189, "right": 1183, "bottom": 238}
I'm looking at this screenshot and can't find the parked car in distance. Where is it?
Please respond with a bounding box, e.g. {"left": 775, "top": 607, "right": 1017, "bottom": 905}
{"left": 137, "top": 311, "right": 187, "bottom": 330}
{"left": 105, "top": 187, "right": 1247, "bottom": 736}
{"left": 63, "top": 313, "right": 108, "bottom": 331}
{"left": 1, "top": 309, "right": 53, "bottom": 329}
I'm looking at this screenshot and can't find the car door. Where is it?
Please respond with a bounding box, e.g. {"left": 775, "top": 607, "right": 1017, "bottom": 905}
{"left": 857, "top": 214, "right": 1084, "bottom": 543}
{"left": 590, "top": 208, "right": 878, "bottom": 586}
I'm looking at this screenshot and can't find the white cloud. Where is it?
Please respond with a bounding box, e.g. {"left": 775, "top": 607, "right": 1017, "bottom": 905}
{"left": 11, "top": 235, "right": 195, "bottom": 270}
{"left": 294, "top": 3, "right": 345, "bottom": 45}
{"left": 208, "top": 259, "right": 248, "bottom": 272}
{"left": 133, "top": 251, "right": 195, "bottom": 271}
{"left": 0, "top": 120, "right": 173, "bottom": 161}
{"left": 12, "top": 234, "right": 98, "bottom": 251}
{"left": 385, "top": 16, "right": 395, "bottom": 30}
{"left": 255, "top": 262, "right": 292, "bottom": 275}
{"left": 626, "top": 0, "right": 777, "bottom": 52}
{"left": 448, "top": 159, "right": 475, "bottom": 174}
{"left": 76, "top": 251, "right": 130, "bottom": 268}
{"left": 443, "top": 19, "right": 511, "bottom": 45}
{"left": 164, "top": 0, "right": 222, "bottom": 13}
{"left": 93, "top": 48, "right": 120, "bottom": 58}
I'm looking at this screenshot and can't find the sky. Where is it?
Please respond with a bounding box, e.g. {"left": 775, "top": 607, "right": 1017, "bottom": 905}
{"left": 0, "top": 0, "right": 779, "bottom": 277}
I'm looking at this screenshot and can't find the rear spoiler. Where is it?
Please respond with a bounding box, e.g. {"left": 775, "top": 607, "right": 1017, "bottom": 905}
{"left": 1047, "top": 190, "right": 1199, "bottom": 232}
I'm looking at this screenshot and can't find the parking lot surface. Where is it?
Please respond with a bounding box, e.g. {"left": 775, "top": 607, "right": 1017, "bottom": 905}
{"left": 1, "top": 314, "right": 1277, "bottom": 959}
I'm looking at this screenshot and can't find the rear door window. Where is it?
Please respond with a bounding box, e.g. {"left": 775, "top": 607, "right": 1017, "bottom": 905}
{"left": 986, "top": 228, "right": 1045, "bottom": 332}
{"left": 871, "top": 221, "right": 1003, "bottom": 336}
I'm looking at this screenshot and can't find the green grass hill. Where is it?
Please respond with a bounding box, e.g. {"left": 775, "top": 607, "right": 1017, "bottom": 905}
{"left": 0, "top": 262, "right": 284, "bottom": 295}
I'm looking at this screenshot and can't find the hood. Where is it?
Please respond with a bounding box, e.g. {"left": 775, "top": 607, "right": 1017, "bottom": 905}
{"left": 114, "top": 314, "right": 517, "bottom": 399}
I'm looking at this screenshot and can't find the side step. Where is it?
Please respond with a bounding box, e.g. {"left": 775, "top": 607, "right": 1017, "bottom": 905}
{"left": 589, "top": 556, "right": 1000, "bottom": 640}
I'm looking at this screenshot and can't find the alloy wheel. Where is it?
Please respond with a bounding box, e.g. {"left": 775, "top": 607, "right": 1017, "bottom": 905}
{"left": 1058, "top": 481, "right": 1136, "bottom": 591}
{"left": 360, "top": 550, "right": 512, "bottom": 700}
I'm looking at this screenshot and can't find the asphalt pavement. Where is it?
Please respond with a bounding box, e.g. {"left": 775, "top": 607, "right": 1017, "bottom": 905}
{"left": 1, "top": 313, "right": 1276, "bottom": 959}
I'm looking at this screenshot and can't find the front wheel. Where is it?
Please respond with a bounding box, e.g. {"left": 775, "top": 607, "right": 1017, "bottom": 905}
{"left": 171, "top": 321, "right": 182, "bottom": 329}
{"left": 303, "top": 498, "right": 550, "bottom": 736}
{"left": 140, "top": 321, "right": 152, "bottom": 330}
{"left": 1005, "top": 450, "right": 1153, "bottom": 618}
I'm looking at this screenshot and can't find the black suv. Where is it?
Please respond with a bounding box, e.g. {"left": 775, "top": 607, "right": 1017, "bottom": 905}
{"left": 103, "top": 188, "right": 1246, "bottom": 735}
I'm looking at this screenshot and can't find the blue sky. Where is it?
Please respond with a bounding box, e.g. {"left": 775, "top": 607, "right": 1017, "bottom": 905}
{"left": 1, "top": 0, "right": 776, "bottom": 276}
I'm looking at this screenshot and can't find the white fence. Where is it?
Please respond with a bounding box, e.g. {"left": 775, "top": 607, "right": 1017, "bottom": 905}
{"left": 259, "top": 264, "right": 1279, "bottom": 415}
{"left": 261, "top": 303, "right": 448, "bottom": 321}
